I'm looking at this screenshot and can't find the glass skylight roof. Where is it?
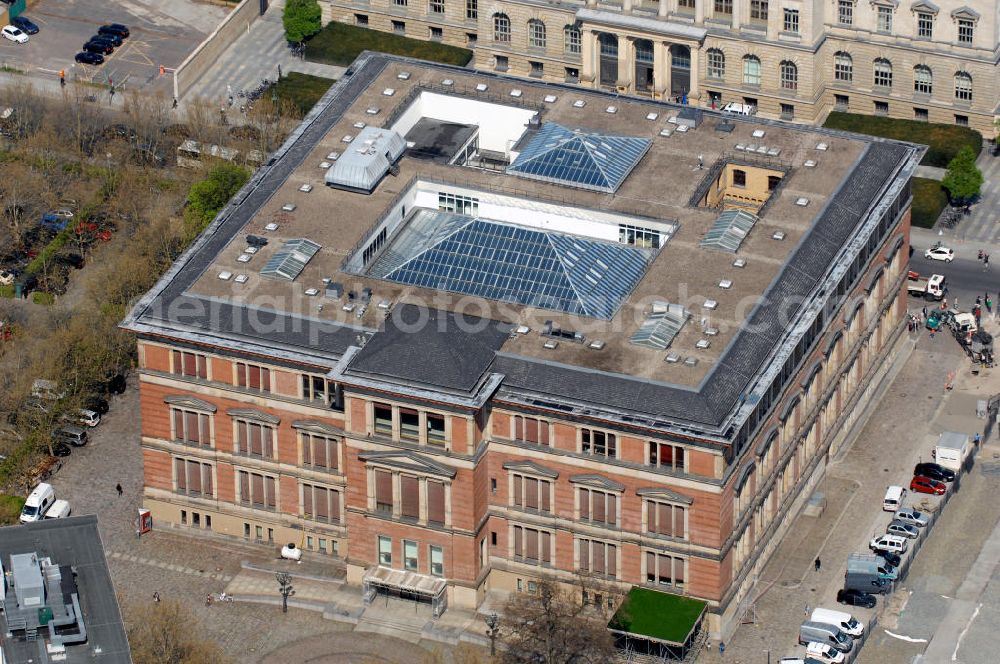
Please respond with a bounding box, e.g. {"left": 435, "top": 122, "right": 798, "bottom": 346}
{"left": 507, "top": 123, "right": 652, "bottom": 193}
{"left": 367, "top": 209, "right": 653, "bottom": 320}
{"left": 630, "top": 303, "right": 690, "bottom": 349}
{"left": 260, "top": 238, "right": 321, "bottom": 281}
{"left": 700, "top": 209, "right": 758, "bottom": 252}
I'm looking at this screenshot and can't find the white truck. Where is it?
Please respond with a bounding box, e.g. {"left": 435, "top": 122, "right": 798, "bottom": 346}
{"left": 933, "top": 431, "right": 970, "bottom": 471}
{"left": 906, "top": 273, "right": 945, "bottom": 300}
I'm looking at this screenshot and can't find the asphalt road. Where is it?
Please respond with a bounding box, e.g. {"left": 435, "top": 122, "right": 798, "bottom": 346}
{"left": 907, "top": 244, "right": 1000, "bottom": 313}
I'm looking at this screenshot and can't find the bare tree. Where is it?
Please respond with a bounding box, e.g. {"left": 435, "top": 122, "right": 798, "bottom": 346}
{"left": 496, "top": 580, "right": 616, "bottom": 664}
{"left": 126, "top": 600, "right": 233, "bottom": 664}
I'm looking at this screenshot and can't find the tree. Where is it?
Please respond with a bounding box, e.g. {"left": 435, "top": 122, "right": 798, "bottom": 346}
{"left": 941, "top": 145, "right": 983, "bottom": 203}
{"left": 496, "top": 580, "right": 616, "bottom": 664}
{"left": 283, "top": 0, "right": 322, "bottom": 45}
{"left": 127, "top": 600, "right": 233, "bottom": 664}
{"left": 183, "top": 162, "right": 250, "bottom": 240}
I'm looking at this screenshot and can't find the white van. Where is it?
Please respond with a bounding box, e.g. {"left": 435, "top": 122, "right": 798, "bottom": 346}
{"left": 870, "top": 534, "right": 908, "bottom": 554}
{"left": 883, "top": 485, "right": 906, "bottom": 512}
{"left": 811, "top": 608, "right": 864, "bottom": 638}
{"left": 20, "top": 482, "right": 55, "bottom": 523}
{"left": 44, "top": 499, "right": 71, "bottom": 519}
{"left": 722, "top": 102, "right": 755, "bottom": 116}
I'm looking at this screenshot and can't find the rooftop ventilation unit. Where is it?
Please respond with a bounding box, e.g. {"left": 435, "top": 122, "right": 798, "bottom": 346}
{"left": 353, "top": 122, "right": 366, "bottom": 129}
{"left": 573, "top": 99, "right": 586, "bottom": 108}
{"left": 510, "top": 89, "right": 523, "bottom": 98}
{"left": 397, "top": 72, "right": 411, "bottom": 80}
{"left": 733, "top": 258, "right": 747, "bottom": 268}
{"left": 665, "top": 352, "right": 680, "bottom": 363}
{"left": 476, "top": 83, "right": 488, "bottom": 92}
{"left": 442, "top": 79, "right": 454, "bottom": 86}
{"left": 684, "top": 356, "right": 699, "bottom": 366}
{"left": 325, "top": 127, "right": 407, "bottom": 194}
{"left": 804, "top": 159, "right": 817, "bottom": 168}
{"left": 542, "top": 321, "right": 585, "bottom": 343}
{"left": 675, "top": 108, "right": 703, "bottom": 128}
{"left": 589, "top": 340, "right": 605, "bottom": 350}
{"left": 606, "top": 106, "right": 618, "bottom": 114}
{"left": 299, "top": 183, "right": 313, "bottom": 192}
{"left": 772, "top": 230, "right": 786, "bottom": 240}
{"left": 327, "top": 151, "right": 340, "bottom": 161}
{"left": 646, "top": 113, "right": 659, "bottom": 121}
{"left": 260, "top": 238, "right": 321, "bottom": 281}
{"left": 367, "top": 107, "right": 380, "bottom": 115}
{"left": 701, "top": 209, "right": 759, "bottom": 252}
{"left": 515, "top": 325, "right": 531, "bottom": 335}
{"left": 264, "top": 222, "right": 279, "bottom": 231}
{"left": 544, "top": 95, "right": 558, "bottom": 103}
{"left": 816, "top": 142, "right": 829, "bottom": 151}
{"left": 719, "top": 279, "right": 733, "bottom": 289}
{"left": 752, "top": 129, "right": 765, "bottom": 138}
{"left": 383, "top": 88, "right": 396, "bottom": 96}
{"left": 795, "top": 197, "right": 810, "bottom": 206}
{"left": 235, "top": 274, "right": 248, "bottom": 283}
{"left": 281, "top": 203, "right": 296, "bottom": 212}
{"left": 630, "top": 302, "right": 690, "bottom": 349}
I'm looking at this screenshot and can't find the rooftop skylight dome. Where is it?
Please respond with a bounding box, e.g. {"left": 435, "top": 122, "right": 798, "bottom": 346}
{"left": 507, "top": 123, "right": 652, "bottom": 193}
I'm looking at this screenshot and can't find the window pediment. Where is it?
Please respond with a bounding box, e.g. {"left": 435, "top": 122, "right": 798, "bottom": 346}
{"left": 843, "top": 295, "right": 866, "bottom": 325}
{"left": 164, "top": 395, "right": 217, "bottom": 413}
{"left": 870, "top": 0, "right": 898, "bottom": 8}
{"left": 950, "top": 7, "right": 979, "bottom": 20}
{"left": 779, "top": 392, "right": 801, "bottom": 422}
{"left": 910, "top": 0, "right": 938, "bottom": 14}
{"left": 636, "top": 486, "right": 693, "bottom": 505}
{"left": 569, "top": 474, "right": 625, "bottom": 492}
{"left": 502, "top": 459, "right": 558, "bottom": 479}
{"left": 756, "top": 426, "right": 779, "bottom": 457}
{"left": 865, "top": 264, "right": 886, "bottom": 294}
{"left": 801, "top": 360, "right": 823, "bottom": 389}
{"left": 292, "top": 419, "right": 344, "bottom": 436}
{"left": 227, "top": 407, "right": 280, "bottom": 425}
{"left": 360, "top": 450, "right": 457, "bottom": 478}
{"left": 734, "top": 462, "right": 755, "bottom": 493}
{"left": 824, "top": 329, "right": 844, "bottom": 357}
{"left": 884, "top": 234, "right": 905, "bottom": 263}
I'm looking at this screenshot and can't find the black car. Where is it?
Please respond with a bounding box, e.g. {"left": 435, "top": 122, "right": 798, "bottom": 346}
{"left": 88, "top": 36, "right": 117, "bottom": 52}
{"left": 837, "top": 588, "right": 877, "bottom": 609}
{"left": 90, "top": 32, "right": 122, "bottom": 47}
{"left": 914, "top": 462, "right": 955, "bottom": 482}
{"left": 52, "top": 442, "right": 72, "bottom": 457}
{"left": 879, "top": 551, "right": 902, "bottom": 568}
{"left": 75, "top": 51, "right": 105, "bottom": 65}
{"left": 83, "top": 41, "right": 113, "bottom": 55}
{"left": 98, "top": 23, "right": 130, "bottom": 38}
{"left": 11, "top": 16, "right": 39, "bottom": 35}
{"left": 85, "top": 396, "right": 109, "bottom": 415}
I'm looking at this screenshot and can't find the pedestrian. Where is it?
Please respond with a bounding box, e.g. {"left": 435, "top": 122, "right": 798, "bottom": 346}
{"left": 719, "top": 641, "right": 725, "bottom": 655}
{"left": 988, "top": 297, "right": 993, "bottom": 312}
{"left": 815, "top": 557, "right": 821, "bottom": 572}
{"left": 976, "top": 296, "right": 982, "bottom": 306}
{"left": 804, "top": 604, "right": 810, "bottom": 617}
{"left": 979, "top": 249, "right": 984, "bottom": 261}
{"left": 986, "top": 254, "right": 991, "bottom": 270}
{"left": 172, "top": 97, "right": 178, "bottom": 109}
{"left": 116, "top": 483, "right": 122, "bottom": 497}
{"left": 955, "top": 297, "right": 960, "bottom": 310}
{"left": 109, "top": 86, "right": 115, "bottom": 103}
{"left": 974, "top": 432, "right": 982, "bottom": 446}
{"left": 922, "top": 306, "right": 928, "bottom": 319}
{"left": 152, "top": 591, "right": 160, "bottom": 603}
{"left": 227, "top": 83, "right": 233, "bottom": 99}
{"left": 277, "top": 63, "right": 282, "bottom": 79}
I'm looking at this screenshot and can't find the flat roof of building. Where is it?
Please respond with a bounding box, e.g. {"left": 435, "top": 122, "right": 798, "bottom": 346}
{"left": 123, "top": 53, "right": 920, "bottom": 438}
{"left": 0, "top": 515, "right": 131, "bottom": 664}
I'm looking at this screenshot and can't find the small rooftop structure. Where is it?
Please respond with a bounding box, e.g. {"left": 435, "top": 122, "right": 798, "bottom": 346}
{"left": 700, "top": 209, "right": 759, "bottom": 252}
{"left": 507, "top": 122, "right": 651, "bottom": 193}
{"left": 630, "top": 302, "right": 690, "bottom": 349}
{"left": 260, "top": 238, "right": 322, "bottom": 281}
{"left": 608, "top": 586, "right": 707, "bottom": 659}
{"left": 325, "top": 126, "right": 406, "bottom": 193}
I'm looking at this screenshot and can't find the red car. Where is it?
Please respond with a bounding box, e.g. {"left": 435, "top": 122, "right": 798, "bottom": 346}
{"left": 910, "top": 475, "right": 946, "bottom": 495}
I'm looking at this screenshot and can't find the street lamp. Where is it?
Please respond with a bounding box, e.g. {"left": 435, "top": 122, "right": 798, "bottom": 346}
{"left": 484, "top": 611, "right": 499, "bottom": 656}
{"left": 275, "top": 571, "right": 294, "bottom": 613}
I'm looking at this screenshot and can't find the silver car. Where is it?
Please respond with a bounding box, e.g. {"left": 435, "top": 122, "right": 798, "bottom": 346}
{"left": 887, "top": 520, "right": 919, "bottom": 539}
{"left": 895, "top": 507, "right": 929, "bottom": 527}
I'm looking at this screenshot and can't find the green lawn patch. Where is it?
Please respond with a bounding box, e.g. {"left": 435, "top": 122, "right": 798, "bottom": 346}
{"left": 305, "top": 21, "right": 473, "bottom": 67}
{"left": 0, "top": 494, "right": 26, "bottom": 525}
{"left": 273, "top": 72, "right": 336, "bottom": 116}
{"left": 608, "top": 587, "right": 707, "bottom": 645}
{"left": 823, "top": 112, "right": 982, "bottom": 168}
{"left": 912, "top": 177, "right": 949, "bottom": 229}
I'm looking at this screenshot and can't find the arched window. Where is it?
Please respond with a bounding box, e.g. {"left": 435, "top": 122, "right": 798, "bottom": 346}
{"left": 563, "top": 25, "right": 581, "bottom": 54}
{"left": 707, "top": 48, "right": 725, "bottom": 79}
{"left": 874, "top": 58, "right": 892, "bottom": 88}
{"left": 527, "top": 19, "right": 546, "bottom": 48}
{"left": 780, "top": 61, "right": 798, "bottom": 90}
{"left": 834, "top": 52, "right": 852, "bottom": 82}
{"left": 913, "top": 64, "right": 932, "bottom": 94}
{"left": 493, "top": 13, "right": 511, "bottom": 43}
{"left": 742, "top": 55, "right": 761, "bottom": 85}
{"left": 954, "top": 71, "right": 972, "bottom": 102}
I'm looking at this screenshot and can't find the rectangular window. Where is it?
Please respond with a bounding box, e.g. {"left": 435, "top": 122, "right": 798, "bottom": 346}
{"left": 714, "top": 0, "right": 732, "bottom": 15}
{"left": 404, "top": 540, "right": 418, "bottom": 571}
{"left": 430, "top": 545, "right": 444, "bottom": 576}
{"left": 732, "top": 169, "right": 747, "bottom": 188}
{"left": 837, "top": 0, "right": 853, "bottom": 25}
{"left": 465, "top": 0, "right": 477, "bottom": 19}
{"left": 877, "top": 6, "right": 892, "bottom": 32}
{"left": 399, "top": 408, "right": 420, "bottom": 442}
{"left": 192, "top": 512, "right": 200, "bottom": 527}
{"left": 646, "top": 500, "right": 686, "bottom": 538}
{"left": 874, "top": 101, "right": 889, "bottom": 116}
{"left": 494, "top": 55, "right": 509, "bottom": 72}
{"left": 302, "top": 483, "right": 341, "bottom": 523}
{"left": 438, "top": 192, "right": 479, "bottom": 216}
{"left": 958, "top": 19, "right": 973, "bottom": 45}
{"left": 318, "top": 538, "right": 327, "bottom": 553}
{"left": 375, "top": 470, "right": 394, "bottom": 514}
{"left": 466, "top": 32, "right": 477, "bottom": 45}
{"left": 750, "top": 0, "right": 767, "bottom": 20}
{"left": 512, "top": 474, "right": 551, "bottom": 513}
{"left": 236, "top": 362, "right": 271, "bottom": 392}
{"left": 529, "top": 61, "right": 544, "bottom": 78}
{"left": 429, "top": 26, "right": 443, "bottom": 40}
{"left": 581, "top": 429, "right": 617, "bottom": 458}
{"left": 355, "top": 14, "right": 368, "bottom": 26}
{"left": 619, "top": 224, "right": 662, "bottom": 249}
{"left": 578, "top": 487, "right": 617, "bottom": 526}
{"left": 512, "top": 525, "right": 552, "bottom": 564}
{"left": 955, "top": 114, "right": 969, "bottom": 127}
{"left": 576, "top": 538, "right": 617, "bottom": 578}
{"left": 917, "top": 12, "right": 933, "bottom": 38}
{"left": 428, "top": 480, "right": 446, "bottom": 525}
{"left": 171, "top": 408, "right": 211, "bottom": 446}
{"left": 393, "top": 0, "right": 406, "bottom": 5}
{"left": 378, "top": 535, "right": 392, "bottom": 566}
{"left": 783, "top": 8, "right": 799, "bottom": 32}
{"left": 392, "top": 20, "right": 405, "bottom": 34}
{"left": 429, "top": 0, "right": 444, "bottom": 13}
{"left": 235, "top": 420, "right": 275, "bottom": 458}
{"left": 302, "top": 433, "right": 339, "bottom": 471}
{"left": 780, "top": 103, "right": 794, "bottom": 120}
{"left": 374, "top": 403, "right": 393, "bottom": 435}
{"left": 513, "top": 415, "right": 549, "bottom": 446}
{"left": 301, "top": 374, "right": 327, "bottom": 403}
{"left": 645, "top": 551, "right": 685, "bottom": 588}
{"left": 914, "top": 107, "right": 928, "bottom": 122}
{"left": 175, "top": 458, "right": 213, "bottom": 497}
{"left": 401, "top": 475, "right": 420, "bottom": 520}
{"left": 426, "top": 413, "right": 446, "bottom": 446}
{"left": 238, "top": 470, "right": 275, "bottom": 509}
{"left": 171, "top": 350, "right": 207, "bottom": 379}
{"left": 648, "top": 442, "right": 686, "bottom": 472}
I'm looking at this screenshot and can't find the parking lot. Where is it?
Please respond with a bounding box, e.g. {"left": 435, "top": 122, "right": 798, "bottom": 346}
{"left": 0, "top": 0, "right": 227, "bottom": 91}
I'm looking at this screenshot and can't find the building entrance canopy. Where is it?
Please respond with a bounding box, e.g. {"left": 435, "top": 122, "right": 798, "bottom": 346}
{"left": 363, "top": 565, "right": 449, "bottom": 617}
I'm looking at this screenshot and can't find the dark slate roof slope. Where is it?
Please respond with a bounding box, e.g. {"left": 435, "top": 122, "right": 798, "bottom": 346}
{"left": 347, "top": 303, "right": 512, "bottom": 392}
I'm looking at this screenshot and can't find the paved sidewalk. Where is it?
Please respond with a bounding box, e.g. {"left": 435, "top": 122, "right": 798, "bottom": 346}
{"left": 943, "top": 151, "right": 1000, "bottom": 244}
{"left": 185, "top": 0, "right": 345, "bottom": 104}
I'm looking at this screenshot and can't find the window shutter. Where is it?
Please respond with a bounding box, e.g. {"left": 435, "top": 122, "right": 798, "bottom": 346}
{"left": 251, "top": 473, "right": 265, "bottom": 506}
{"left": 303, "top": 484, "right": 313, "bottom": 516}
{"left": 187, "top": 461, "right": 201, "bottom": 493}
{"left": 262, "top": 368, "right": 271, "bottom": 391}
{"left": 329, "top": 438, "right": 339, "bottom": 470}
{"left": 202, "top": 464, "right": 213, "bottom": 495}
{"left": 513, "top": 475, "right": 523, "bottom": 506}
{"left": 263, "top": 426, "right": 273, "bottom": 458}
{"left": 250, "top": 423, "right": 262, "bottom": 456}
{"left": 174, "top": 458, "right": 186, "bottom": 490}
{"left": 525, "top": 477, "right": 539, "bottom": 509}
{"left": 316, "top": 487, "right": 330, "bottom": 520}
{"left": 540, "top": 480, "right": 550, "bottom": 512}
{"left": 185, "top": 412, "right": 199, "bottom": 443}
{"left": 645, "top": 551, "right": 655, "bottom": 581}
{"left": 526, "top": 529, "right": 539, "bottom": 560}
{"left": 237, "top": 422, "right": 248, "bottom": 455}
{"left": 171, "top": 350, "right": 180, "bottom": 373}
{"left": 539, "top": 421, "right": 549, "bottom": 446}
{"left": 658, "top": 503, "right": 672, "bottom": 536}
{"left": 514, "top": 526, "right": 523, "bottom": 556}
{"left": 608, "top": 545, "right": 617, "bottom": 578}
{"left": 674, "top": 557, "right": 684, "bottom": 585}
{"left": 541, "top": 531, "right": 551, "bottom": 563}
{"left": 526, "top": 417, "right": 538, "bottom": 443}
{"left": 239, "top": 471, "right": 250, "bottom": 503}
{"left": 265, "top": 476, "right": 276, "bottom": 508}
{"left": 197, "top": 355, "right": 207, "bottom": 379}
{"left": 593, "top": 542, "right": 605, "bottom": 575}
{"left": 608, "top": 494, "right": 617, "bottom": 525}
{"left": 514, "top": 416, "right": 523, "bottom": 441}
{"left": 172, "top": 410, "right": 183, "bottom": 440}
{"left": 427, "top": 481, "right": 445, "bottom": 524}
{"left": 578, "top": 540, "right": 589, "bottom": 571}
{"left": 593, "top": 492, "right": 605, "bottom": 523}
{"left": 401, "top": 475, "right": 419, "bottom": 519}
{"left": 183, "top": 353, "right": 196, "bottom": 376}
{"left": 199, "top": 414, "right": 210, "bottom": 446}
{"left": 314, "top": 436, "right": 327, "bottom": 468}
{"left": 579, "top": 488, "right": 590, "bottom": 519}
{"left": 375, "top": 470, "right": 393, "bottom": 507}
{"left": 237, "top": 363, "right": 247, "bottom": 387}
{"left": 331, "top": 490, "right": 341, "bottom": 523}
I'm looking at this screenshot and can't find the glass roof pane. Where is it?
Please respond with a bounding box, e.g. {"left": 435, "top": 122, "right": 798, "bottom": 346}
{"left": 630, "top": 303, "right": 690, "bottom": 349}
{"left": 260, "top": 238, "right": 322, "bottom": 281}
{"left": 700, "top": 209, "right": 758, "bottom": 253}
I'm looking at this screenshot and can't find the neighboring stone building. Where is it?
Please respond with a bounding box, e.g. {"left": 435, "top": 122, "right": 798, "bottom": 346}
{"left": 319, "top": 0, "right": 996, "bottom": 134}
{"left": 123, "top": 54, "right": 921, "bottom": 643}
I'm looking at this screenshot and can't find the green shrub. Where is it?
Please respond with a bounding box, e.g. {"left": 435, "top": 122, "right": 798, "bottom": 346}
{"left": 823, "top": 112, "right": 982, "bottom": 168}
{"left": 305, "top": 21, "right": 473, "bottom": 67}
{"left": 183, "top": 162, "right": 251, "bottom": 241}
{"left": 0, "top": 284, "right": 13, "bottom": 299}
{"left": 0, "top": 494, "right": 26, "bottom": 525}
{"left": 273, "top": 73, "right": 335, "bottom": 116}
{"left": 911, "top": 177, "right": 948, "bottom": 229}
{"left": 283, "top": 0, "right": 322, "bottom": 44}
{"left": 31, "top": 291, "right": 55, "bottom": 305}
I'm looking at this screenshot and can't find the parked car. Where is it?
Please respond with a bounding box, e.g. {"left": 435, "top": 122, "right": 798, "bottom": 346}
{"left": 870, "top": 534, "right": 908, "bottom": 554}
{"left": 85, "top": 395, "right": 110, "bottom": 415}
{"left": 76, "top": 409, "right": 100, "bottom": 427}
{"left": 54, "top": 425, "right": 87, "bottom": 447}
{"left": 1, "top": 25, "right": 29, "bottom": 44}
{"left": 806, "top": 642, "right": 845, "bottom": 664}
{"left": 924, "top": 245, "right": 955, "bottom": 262}
{"left": 895, "top": 507, "right": 930, "bottom": 527}
{"left": 83, "top": 40, "right": 114, "bottom": 55}
{"left": 51, "top": 441, "right": 72, "bottom": 457}
{"left": 879, "top": 550, "right": 902, "bottom": 568}
{"left": 836, "top": 588, "right": 877, "bottom": 608}
{"left": 75, "top": 51, "right": 105, "bottom": 65}
{"left": 11, "top": 16, "right": 39, "bottom": 35}
{"left": 887, "top": 520, "right": 920, "bottom": 539}
{"left": 90, "top": 32, "right": 122, "bottom": 47}
{"left": 0, "top": 269, "right": 14, "bottom": 285}
{"left": 914, "top": 462, "right": 955, "bottom": 482}
{"left": 911, "top": 475, "right": 947, "bottom": 495}
{"left": 87, "top": 36, "right": 117, "bottom": 53}
{"left": 98, "top": 23, "right": 130, "bottom": 38}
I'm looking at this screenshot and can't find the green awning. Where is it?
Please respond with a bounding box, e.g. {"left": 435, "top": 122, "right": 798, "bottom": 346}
{"left": 608, "top": 587, "right": 707, "bottom": 646}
